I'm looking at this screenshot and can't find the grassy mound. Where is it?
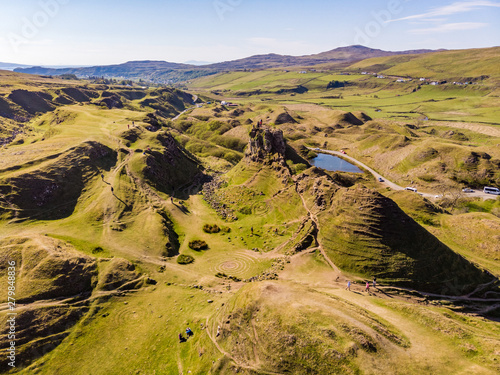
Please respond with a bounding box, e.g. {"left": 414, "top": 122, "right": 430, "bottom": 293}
{"left": 211, "top": 282, "right": 409, "bottom": 374}
{"left": 0, "top": 141, "right": 117, "bottom": 220}
{"left": 96, "top": 258, "right": 142, "bottom": 291}
{"left": 141, "top": 132, "right": 204, "bottom": 194}
{"left": 318, "top": 186, "right": 493, "bottom": 294}
{"left": 8, "top": 89, "right": 55, "bottom": 115}
{"left": 0, "top": 236, "right": 97, "bottom": 303}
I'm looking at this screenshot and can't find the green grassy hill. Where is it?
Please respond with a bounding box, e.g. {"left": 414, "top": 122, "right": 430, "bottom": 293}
{"left": 349, "top": 47, "right": 500, "bottom": 82}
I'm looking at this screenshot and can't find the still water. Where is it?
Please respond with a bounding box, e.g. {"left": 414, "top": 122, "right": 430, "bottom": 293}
{"left": 309, "top": 153, "right": 363, "bottom": 173}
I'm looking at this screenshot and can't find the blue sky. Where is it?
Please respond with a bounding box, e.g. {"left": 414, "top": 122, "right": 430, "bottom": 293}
{"left": 0, "top": 0, "right": 499, "bottom": 65}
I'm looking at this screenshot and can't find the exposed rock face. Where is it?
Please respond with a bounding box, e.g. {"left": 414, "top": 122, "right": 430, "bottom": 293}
{"left": 245, "top": 125, "right": 287, "bottom": 165}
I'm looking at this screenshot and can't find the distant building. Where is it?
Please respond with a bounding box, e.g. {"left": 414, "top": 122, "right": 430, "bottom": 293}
{"left": 430, "top": 81, "right": 439, "bottom": 85}
{"left": 377, "top": 75, "right": 385, "bottom": 79}
{"left": 299, "top": 71, "right": 307, "bottom": 74}
{"left": 419, "top": 78, "right": 426, "bottom": 81}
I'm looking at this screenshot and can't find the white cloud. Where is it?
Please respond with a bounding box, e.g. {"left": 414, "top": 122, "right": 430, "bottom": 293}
{"left": 392, "top": 1, "right": 500, "bottom": 22}
{"left": 409, "top": 22, "right": 488, "bottom": 34}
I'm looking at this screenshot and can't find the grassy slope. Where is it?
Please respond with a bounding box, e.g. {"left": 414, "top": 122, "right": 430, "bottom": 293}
{"left": 349, "top": 47, "right": 500, "bottom": 81}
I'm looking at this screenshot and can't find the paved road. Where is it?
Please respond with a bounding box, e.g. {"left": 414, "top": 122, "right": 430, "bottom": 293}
{"left": 308, "top": 148, "right": 496, "bottom": 200}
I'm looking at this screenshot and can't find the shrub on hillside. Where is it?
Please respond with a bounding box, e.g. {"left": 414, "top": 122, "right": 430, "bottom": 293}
{"left": 203, "top": 224, "right": 221, "bottom": 233}
{"left": 188, "top": 240, "right": 208, "bottom": 251}
{"left": 204, "top": 224, "right": 231, "bottom": 234}
{"left": 177, "top": 254, "right": 194, "bottom": 264}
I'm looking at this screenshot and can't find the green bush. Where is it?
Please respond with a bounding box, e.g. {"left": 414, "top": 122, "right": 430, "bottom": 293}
{"left": 239, "top": 206, "right": 252, "bottom": 215}
{"left": 92, "top": 247, "right": 104, "bottom": 254}
{"left": 177, "top": 254, "right": 194, "bottom": 264}
{"left": 203, "top": 224, "right": 221, "bottom": 233}
{"left": 188, "top": 240, "right": 209, "bottom": 251}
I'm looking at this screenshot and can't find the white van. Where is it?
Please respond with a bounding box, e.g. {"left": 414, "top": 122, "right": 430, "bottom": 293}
{"left": 405, "top": 187, "right": 417, "bottom": 192}
{"left": 483, "top": 186, "right": 500, "bottom": 195}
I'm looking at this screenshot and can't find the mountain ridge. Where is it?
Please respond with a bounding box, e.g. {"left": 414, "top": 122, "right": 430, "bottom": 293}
{"left": 13, "top": 45, "right": 444, "bottom": 82}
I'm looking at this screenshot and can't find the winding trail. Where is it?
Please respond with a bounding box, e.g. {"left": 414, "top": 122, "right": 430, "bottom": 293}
{"left": 295, "top": 182, "right": 341, "bottom": 276}
{"left": 205, "top": 317, "right": 284, "bottom": 375}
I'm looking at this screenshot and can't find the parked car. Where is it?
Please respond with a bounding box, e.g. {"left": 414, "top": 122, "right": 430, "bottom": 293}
{"left": 405, "top": 187, "right": 417, "bottom": 192}
{"left": 462, "top": 188, "right": 474, "bottom": 193}
{"left": 378, "top": 177, "right": 384, "bottom": 182}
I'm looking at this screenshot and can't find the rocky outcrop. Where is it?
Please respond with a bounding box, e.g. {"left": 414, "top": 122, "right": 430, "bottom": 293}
{"left": 245, "top": 125, "right": 287, "bottom": 166}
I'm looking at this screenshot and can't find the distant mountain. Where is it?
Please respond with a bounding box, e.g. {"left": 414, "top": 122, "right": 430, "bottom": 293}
{"left": 0, "top": 62, "right": 32, "bottom": 71}
{"left": 13, "top": 45, "right": 443, "bottom": 82}
{"left": 204, "top": 45, "right": 442, "bottom": 70}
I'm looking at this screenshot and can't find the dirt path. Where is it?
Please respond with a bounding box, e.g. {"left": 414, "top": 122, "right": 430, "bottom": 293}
{"left": 323, "top": 288, "right": 496, "bottom": 375}
{"left": 205, "top": 317, "right": 284, "bottom": 375}
{"left": 295, "top": 183, "right": 341, "bottom": 276}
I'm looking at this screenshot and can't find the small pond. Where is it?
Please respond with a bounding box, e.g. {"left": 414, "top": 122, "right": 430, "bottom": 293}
{"left": 309, "top": 153, "right": 363, "bottom": 173}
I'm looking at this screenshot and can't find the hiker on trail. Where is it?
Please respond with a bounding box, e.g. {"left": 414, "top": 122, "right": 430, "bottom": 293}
{"left": 250, "top": 227, "right": 254, "bottom": 235}
{"left": 127, "top": 124, "right": 129, "bottom": 129}
{"left": 186, "top": 327, "right": 193, "bottom": 337}
{"left": 111, "top": 187, "right": 114, "bottom": 193}
{"left": 179, "top": 333, "right": 185, "bottom": 342}
{"left": 365, "top": 281, "right": 370, "bottom": 292}
{"left": 216, "top": 325, "right": 221, "bottom": 337}
{"left": 373, "top": 277, "right": 377, "bottom": 289}
{"left": 346, "top": 281, "right": 351, "bottom": 291}
{"left": 101, "top": 173, "right": 104, "bottom": 179}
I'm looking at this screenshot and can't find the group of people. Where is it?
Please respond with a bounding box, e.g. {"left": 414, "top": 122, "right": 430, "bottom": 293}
{"left": 178, "top": 327, "right": 193, "bottom": 343}
{"left": 345, "top": 277, "right": 377, "bottom": 292}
